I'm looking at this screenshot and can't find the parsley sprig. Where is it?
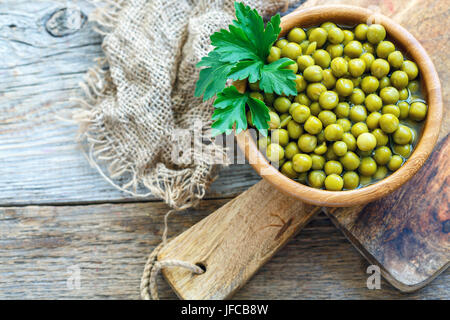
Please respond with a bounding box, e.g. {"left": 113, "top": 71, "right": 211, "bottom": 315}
{"left": 195, "top": 2, "right": 297, "bottom": 136}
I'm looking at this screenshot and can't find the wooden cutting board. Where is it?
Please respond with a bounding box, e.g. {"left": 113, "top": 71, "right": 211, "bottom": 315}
{"left": 156, "top": 0, "right": 449, "bottom": 299}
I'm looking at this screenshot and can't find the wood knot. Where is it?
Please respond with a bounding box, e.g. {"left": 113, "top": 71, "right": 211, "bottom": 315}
{"left": 45, "top": 7, "right": 87, "bottom": 37}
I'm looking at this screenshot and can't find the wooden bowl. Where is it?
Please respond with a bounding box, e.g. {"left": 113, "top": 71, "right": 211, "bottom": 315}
{"left": 236, "top": 5, "right": 443, "bottom": 207}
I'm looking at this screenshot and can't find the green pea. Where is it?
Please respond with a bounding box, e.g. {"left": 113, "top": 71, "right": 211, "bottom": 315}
{"left": 309, "top": 102, "right": 322, "bottom": 116}
{"left": 291, "top": 104, "right": 311, "bottom": 123}
{"left": 275, "top": 39, "right": 288, "bottom": 49}
{"left": 333, "top": 141, "right": 348, "bottom": 157}
{"left": 311, "top": 154, "right": 326, "bottom": 170}
{"left": 319, "top": 91, "right": 339, "bottom": 109}
{"left": 393, "top": 125, "right": 412, "bottom": 145}
{"left": 359, "top": 175, "right": 372, "bottom": 186}
{"left": 357, "top": 132, "right": 377, "bottom": 151}
{"left": 335, "top": 78, "right": 354, "bottom": 96}
{"left": 281, "top": 161, "right": 298, "bottom": 179}
{"left": 340, "top": 151, "right": 361, "bottom": 171}
{"left": 382, "top": 104, "right": 401, "bottom": 118}
{"left": 401, "top": 60, "right": 419, "bottom": 80}
{"left": 350, "top": 88, "right": 366, "bottom": 105}
{"left": 321, "top": 22, "right": 337, "bottom": 32}
{"left": 325, "top": 160, "right": 343, "bottom": 175}
{"left": 257, "top": 136, "right": 270, "bottom": 151}
{"left": 281, "top": 42, "right": 302, "bottom": 60}
{"left": 297, "top": 55, "right": 315, "bottom": 71}
{"left": 366, "top": 112, "right": 382, "bottom": 130}
{"left": 331, "top": 57, "right": 348, "bottom": 77}
{"left": 387, "top": 50, "right": 404, "bottom": 69}
{"left": 306, "top": 83, "right": 327, "bottom": 101}
{"left": 348, "top": 58, "right": 366, "bottom": 77}
{"left": 373, "top": 166, "right": 388, "bottom": 180}
{"left": 362, "top": 42, "right": 375, "bottom": 54}
{"left": 305, "top": 41, "right": 317, "bottom": 55}
{"left": 314, "top": 142, "right": 328, "bottom": 155}
{"left": 292, "top": 153, "right": 312, "bottom": 172}
{"left": 285, "top": 141, "right": 300, "bottom": 159}
{"left": 266, "top": 143, "right": 284, "bottom": 162}
{"left": 373, "top": 146, "right": 392, "bottom": 165}
{"left": 304, "top": 116, "right": 323, "bottom": 135}
{"left": 313, "top": 49, "right": 331, "bottom": 68}
{"left": 379, "top": 76, "right": 391, "bottom": 89}
{"left": 380, "top": 86, "right": 399, "bottom": 104}
{"left": 337, "top": 119, "right": 352, "bottom": 132}
{"left": 303, "top": 65, "right": 323, "bottom": 82}
{"left": 324, "top": 123, "right": 344, "bottom": 141}
{"left": 309, "top": 27, "right": 328, "bottom": 47}
{"left": 365, "top": 93, "right": 382, "bottom": 112}
{"left": 294, "top": 75, "right": 307, "bottom": 92}
{"left": 398, "top": 101, "right": 410, "bottom": 119}
{"left": 342, "top": 30, "right": 354, "bottom": 45}
{"left": 264, "top": 92, "right": 275, "bottom": 105}
{"left": 324, "top": 174, "right": 344, "bottom": 191}
{"left": 398, "top": 88, "right": 409, "bottom": 100}
{"left": 361, "top": 76, "right": 379, "bottom": 93}
{"left": 267, "top": 46, "right": 281, "bottom": 63}
{"left": 328, "top": 27, "right": 345, "bottom": 44}
{"left": 268, "top": 111, "right": 281, "bottom": 129}
{"left": 360, "top": 53, "right": 375, "bottom": 71}
{"left": 342, "top": 132, "right": 357, "bottom": 151}
{"left": 351, "top": 122, "right": 369, "bottom": 138}
{"left": 322, "top": 69, "right": 336, "bottom": 89}
{"left": 355, "top": 24, "right": 368, "bottom": 40}
{"left": 308, "top": 170, "right": 326, "bottom": 188}
{"left": 318, "top": 110, "right": 336, "bottom": 127}
{"left": 298, "top": 134, "right": 317, "bottom": 153}
{"left": 371, "top": 58, "right": 390, "bottom": 78}
{"left": 376, "top": 41, "right": 395, "bottom": 58}
{"left": 287, "top": 120, "right": 303, "bottom": 139}
{"left": 393, "top": 144, "right": 412, "bottom": 158}
{"left": 343, "top": 171, "right": 360, "bottom": 189}
{"left": 335, "top": 102, "right": 350, "bottom": 118}
{"left": 388, "top": 155, "right": 403, "bottom": 171}
{"left": 349, "top": 105, "right": 367, "bottom": 122}
{"left": 367, "top": 24, "right": 386, "bottom": 44}
{"left": 271, "top": 129, "right": 289, "bottom": 146}
{"left": 274, "top": 97, "right": 292, "bottom": 113}
{"left": 409, "top": 102, "right": 427, "bottom": 121}
{"left": 325, "top": 146, "right": 338, "bottom": 160}
{"left": 288, "top": 27, "right": 307, "bottom": 43}
{"left": 344, "top": 40, "right": 363, "bottom": 58}
{"left": 285, "top": 59, "right": 298, "bottom": 73}
{"left": 294, "top": 93, "right": 311, "bottom": 106}
{"left": 389, "top": 71, "right": 408, "bottom": 89}
{"left": 379, "top": 113, "right": 399, "bottom": 133}
{"left": 327, "top": 44, "right": 344, "bottom": 58}
{"left": 359, "top": 157, "right": 377, "bottom": 176}
{"left": 372, "top": 128, "right": 389, "bottom": 147}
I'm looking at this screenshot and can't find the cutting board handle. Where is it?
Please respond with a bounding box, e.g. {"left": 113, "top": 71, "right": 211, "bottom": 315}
{"left": 157, "top": 179, "right": 320, "bottom": 300}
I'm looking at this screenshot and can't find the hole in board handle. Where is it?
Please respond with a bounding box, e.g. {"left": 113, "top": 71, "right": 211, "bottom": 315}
{"left": 195, "top": 262, "right": 206, "bottom": 273}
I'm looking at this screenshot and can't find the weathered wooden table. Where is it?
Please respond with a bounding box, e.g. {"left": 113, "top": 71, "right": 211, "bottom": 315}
{"left": 0, "top": 0, "right": 448, "bottom": 299}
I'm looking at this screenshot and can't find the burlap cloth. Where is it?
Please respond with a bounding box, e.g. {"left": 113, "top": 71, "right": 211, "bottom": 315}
{"left": 74, "top": 0, "right": 295, "bottom": 209}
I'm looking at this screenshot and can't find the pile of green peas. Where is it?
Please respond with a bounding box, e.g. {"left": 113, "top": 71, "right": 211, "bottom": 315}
{"left": 249, "top": 22, "right": 428, "bottom": 191}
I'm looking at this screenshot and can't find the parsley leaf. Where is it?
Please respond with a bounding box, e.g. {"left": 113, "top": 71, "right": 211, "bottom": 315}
{"left": 228, "top": 60, "right": 263, "bottom": 83}
{"left": 211, "top": 86, "right": 248, "bottom": 136}
{"left": 194, "top": 51, "right": 235, "bottom": 100}
{"left": 259, "top": 58, "right": 297, "bottom": 96}
{"left": 247, "top": 97, "right": 269, "bottom": 136}
{"left": 195, "top": 2, "right": 298, "bottom": 136}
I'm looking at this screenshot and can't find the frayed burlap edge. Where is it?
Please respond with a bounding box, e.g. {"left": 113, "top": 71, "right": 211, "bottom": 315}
{"left": 72, "top": 0, "right": 229, "bottom": 211}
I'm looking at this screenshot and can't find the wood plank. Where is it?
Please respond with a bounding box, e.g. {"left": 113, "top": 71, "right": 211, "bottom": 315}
{"left": 159, "top": 180, "right": 320, "bottom": 300}
{"left": 0, "top": 201, "right": 448, "bottom": 299}
{"left": 0, "top": 0, "right": 261, "bottom": 206}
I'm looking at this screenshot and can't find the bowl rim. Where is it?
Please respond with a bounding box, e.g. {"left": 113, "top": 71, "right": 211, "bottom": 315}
{"left": 235, "top": 4, "right": 443, "bottom": 207}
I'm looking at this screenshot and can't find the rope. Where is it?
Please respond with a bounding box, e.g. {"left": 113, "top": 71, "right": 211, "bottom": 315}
{"left": 140, "top": 210, "right": 205, "bottom": 300}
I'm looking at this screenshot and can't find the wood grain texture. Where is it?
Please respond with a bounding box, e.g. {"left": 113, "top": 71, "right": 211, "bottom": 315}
{"left": 0, "top": 0, "right": 261, "bottom": 206}
{"left": 0, "top": 201, "right": 448, "bottom": 300}
{"left": 158, "top": 180, "right": 320, "bottom": 299}
{"left": 327, "top": 134, "right": 450, "bottom": 291}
